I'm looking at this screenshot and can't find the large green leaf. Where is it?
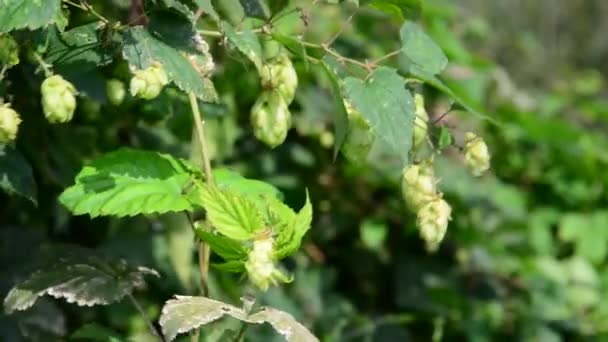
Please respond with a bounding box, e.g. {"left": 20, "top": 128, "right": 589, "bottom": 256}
{"left": 360, "top": 0, "right": 422, "bottom": 20}
{"left": 59, "top": 148, "right": 200, "bottom": 218}
{"left": 0, "top": 145, "right": 37, "bottom": 204}
{"left": 214, "top": 168, "right": 283, "bottom": 201}
{"left": 3, "top": 248, "right": 158, "bottom": 314}
{"left": 275, "top": 191, "right": 312, "bottom": 259}
{"left": 0, "top": 0, "right": 61, "bottom": 33}
{"left": 342, "top": 67, "right": 415, "bottom": 165}
{"left": 222, "top": 21, "right": 263, "bottom": 70}
{"left": 194, "top": 223, "right": 249, "bottom": 262}
{"left": 400, "top": 22, "right": 448, "bottom": 76}
{"left": 196, "top": 185, "right": 265, "bottom": 240}
{"left": 194, "top": 0, "right": 220, "bottom": 21}
{"left": 320, "top": 58, "right": 349, "bottom": 159}
{"left": 121, "top": 27, "right": 218, "bottom": 102}
{"left": 44, "top": 22, "right": 114, "bottom": 71}
{"left": 160, "top": 296, "right": 318, "bottom": 341}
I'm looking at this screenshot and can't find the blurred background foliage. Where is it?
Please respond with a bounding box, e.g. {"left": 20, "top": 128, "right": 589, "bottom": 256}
{"left": 1, "top": 0, "right": 608, "bottom": 341}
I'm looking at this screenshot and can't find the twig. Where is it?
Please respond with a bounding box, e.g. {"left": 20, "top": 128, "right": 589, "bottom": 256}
{"left": 128, "top": 294, "right": 165, "bottom": 342}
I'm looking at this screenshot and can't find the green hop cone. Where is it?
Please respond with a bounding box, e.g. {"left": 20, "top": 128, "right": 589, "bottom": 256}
{"left": 250, "top": 90, "right": 292, "bottom": 148}
{"left": 417, "top": 196, "right": 452, "bottom": 252}
{"left": 259, "top": 54, "right": 298, "bottom": 104}
{"left": 341, "top": 100, "right": 374, "bottom": 165}
{"left": 129, "top": 63, "right": 169, "bottom": 100}
{"left": 412, "top": 94, "right": 429, "bottom": 150}
{"left": 463, "top": 132, "right": 491, "bottom": 176}
{"left": 0, "top": 34, "right": 19, "bottom": 69}
{"left": 0, "top": 104, "right": 22, "bottom": 144}
{"left": 41, "top": 75, "right": 77, "bottom": 124}
{"left": 106, "top": 79, "right": 126, "bottom": 106}
{"left": 245, "top": 237, "right": 290, "bottom": 291}
{"left": 401, "top": 159, "right": 437, "bottom": 212}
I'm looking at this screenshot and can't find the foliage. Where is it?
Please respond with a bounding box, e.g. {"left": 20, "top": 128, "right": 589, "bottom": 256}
{"left": 1, "top": 0, "right": 607, "bottom": 341}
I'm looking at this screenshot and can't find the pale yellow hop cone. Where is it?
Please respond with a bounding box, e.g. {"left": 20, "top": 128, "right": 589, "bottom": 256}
{"left": 0, "top": 104, "right": 21, "bottom": 144}
{"left": 417, "top": 196, "right": 452, "bottom": 251}
{"left": 130, "top": 63, "right": 169, "bottom": 100}
{"left": 250, "top": 90, "right": 292, "bottom": 148}
{"left": 41, "top": 75, "right": 77, "bottom": 123}
{"left": 401, "top": 159, "right": 437, "bottom": 212}
{"left": 259, "top": 54, "right": 298, "bottom": 104}
{"left": 463, "top": 132, "right": 491, "bottom": 176}
{"left": 245, "top": 237, "right": 290, "bottom": 291}
{"left": 341, "top": 99, "right": 374, "bottom": 165}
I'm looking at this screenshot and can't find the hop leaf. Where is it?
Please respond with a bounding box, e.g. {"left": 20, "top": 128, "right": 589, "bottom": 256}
{"left": 463, "top": 132, "right": 491, "bottom": 176}
{"left": 259, "top": 54, "right": 298, "bottom": 104}
{"left": 251, "top": 90, "right": 292, "bottom": 148}
{"left": 41, "top": 75, "right": 77, "bottom": 124}
{"left": 341, "top": 100, "right": 375, "bottom": 165}
{"left": 0, "top": 104, "right": 21, "bottom": 144}
{"left": 130, "top": 63, "right": 169, "bottom": 100}
{"left": 417, "top": 196, "right": 452, "bottom": 251}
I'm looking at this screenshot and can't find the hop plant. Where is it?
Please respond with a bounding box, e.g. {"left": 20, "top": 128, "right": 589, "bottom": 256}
{"left": 259, "top": 54, "right": 298, "bottom": 104}
{"left": 129, "top": 63, "right": 169, "bottom": 100}
{"left": 245, "top": 237, "right": 290, "bottom": 291}
{"left": 188, "top": 53, "right": 215, "bottom": 78}
{"left": 0, "top": 34, "right": 19, "bottom": 68}
{"left": 417, "top": 196, "right": 452, "bottom": 251}
{"left": 463, "top": 132, "right": 491, "bottom": 176}
{"left": 250, "top": 90, "right": 292, "bottom": 148}
{"left": 0, "top": 104, "right": 21, "bottom": 144}
{"left": 341, "top": 100, "right": 375, "bottom": 165}
{"left": 106, "top": 79, "right": 126, "bottom": 106}
{"left": 401, "top": 159, "right": 437, "bottom": 212}
{"left": 41, "top": 75, "right": 77, "bottom": 123}
{"left": 412, "top": 94, "right": 429, "bottom": 150}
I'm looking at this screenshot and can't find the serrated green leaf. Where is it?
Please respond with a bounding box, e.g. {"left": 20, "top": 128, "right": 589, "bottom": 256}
{"left": 160, "top": 296, "right": 248, "bottom": 341}
{"left": 197, "top": 185, "right": 265, "bottom": 240}
{"left": 0, "top": 0, "right": 62, "bottom": 33}
{"left": 71, "top": 323, "right": 123, "bottom": 342}
{"left": 342, "top": 67, "right": 415, "bottom": 165}
{"left": 239, "top": 0, "right": 268, "bottom": 19}
{"left": 400, "top": 21, "right": 447, "bottom": 75}
{"left": 214, "top": 168, "right": 283, "bottom": 201}
{"left": 247, "top": 307, "right": 319, "bottom": 342}
{"left": 320, "top": 59, "right": 349, "bottom": 159}
{"left": 360, "top": 0, "right": 422, "bottom": 20}
{"left": 271, "top": 32, "right": 309, "bottom": 69}
{"left": 59, "top": 148, "right": 200, "bottom": 218}
{"left": 3, "top": 248, "right": 158, "bottom": 314}
{"left": 0, "top": 145, "right": 37, "bottom": 204}
{"left": 121, "top": 27, "right": 218, "bottom": 102}
{"left": 275, "top": 191, "right": 312, "bottom": 259}
{"left": 159, "top": 296, "right": 318, "bottom": 342}
{"left": 408, "top": 67, "right": 498, "bottom": 124}
{"left": 223, "top": 21, "right": 263, "bottom": 70}
{"left": 155, "top": 0, "right": 196, "bottom": 20}
{"left": 44, "top": 22, "right": 113, "bottom": 71}
{"left": 194, "top": 224, "right": 248, "bottom": 261}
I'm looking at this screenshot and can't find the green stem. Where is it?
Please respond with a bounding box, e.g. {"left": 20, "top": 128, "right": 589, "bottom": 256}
{"left": 128, "top": 294, "right": 165, "bottom": 342}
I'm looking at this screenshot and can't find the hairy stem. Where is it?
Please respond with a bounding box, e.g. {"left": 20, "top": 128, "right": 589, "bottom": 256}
{"left": 128, "top": 294, "right": 164, "bottom": 342}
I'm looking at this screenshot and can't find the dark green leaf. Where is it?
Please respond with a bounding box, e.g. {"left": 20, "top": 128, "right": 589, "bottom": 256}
{"left": 121, "top": 27, "right": 218, "bottom": 102}
{"left": 3, "top": 249, "right": 158, "bottom": 314}
{"left": 71, "top": 323, "right": 122, "bottom": 342}
{"left": 342, "top": 66, "right": 415, "bottom": 165}
{"left": 0, "top": 145, "right": 37, "bottom": 204}
{"left": 44, "top": 22, "right": 114, "bottom": 71}
{"left": 360, "top": 0, "right": 422, "bottom": 20}
{"left": 400, "top": 22, "right": 447, "bottom": 75}
{"left": 0, "top": 0, "right": 62, "bottom": 33}
{"left": 320, "top": 58, "right": 349, "bottom": 159}
{"left": 59, "top": 148, "right": 201, "bottom": 218}
{"left": 222, "top": 21, "right": 263, "bottom": 70}
{"left": 268, "top": 0, "right": 291, "bottom": 15}
{"left": 239, "top": 0, "right": 268, "bottom": 19}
